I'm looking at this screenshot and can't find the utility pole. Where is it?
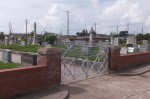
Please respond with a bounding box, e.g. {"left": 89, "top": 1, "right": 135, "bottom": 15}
{"left": 142, "top": 26, "right": 143, "bottom": 34}
{"left": 117, "top": 26, "right": 119, "bottom": 35}
{"left": 66, "top": 11, "right": 70, "bottom": 35}
{"left": 127, "top": 23, "right": 129, "bottom": 34}
{"left": 94, "top": 22, "right": 96, "bottom": 33}
{"left": 25, "top": 19, "right": 29, "bottom": 38}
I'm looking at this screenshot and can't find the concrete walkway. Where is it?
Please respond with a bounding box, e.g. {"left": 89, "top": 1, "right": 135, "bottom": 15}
{"left": 116, "top": 63, "right": 150, "bottom": 76}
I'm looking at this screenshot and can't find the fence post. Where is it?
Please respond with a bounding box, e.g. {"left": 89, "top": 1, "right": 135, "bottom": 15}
{"left": 109, "top": 46, "right": 121, "bottom": 72}
{"left": 37, "top": 47, "right": 61, "bottom": 87}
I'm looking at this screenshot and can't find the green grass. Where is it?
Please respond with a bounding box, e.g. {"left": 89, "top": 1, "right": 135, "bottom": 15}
{"left": 0, "top": 44, "right": 41, "bottom": 53}
{"left": 0, "top": 61, "right": 20, "bottom": 70}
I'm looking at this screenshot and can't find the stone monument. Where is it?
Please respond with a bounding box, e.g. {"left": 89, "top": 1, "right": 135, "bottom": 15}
{"left": 32, "top": 22, "right": 38, "bottom": 45}
{"left": 89, "top": 27, "right": 95, "bottom": 47}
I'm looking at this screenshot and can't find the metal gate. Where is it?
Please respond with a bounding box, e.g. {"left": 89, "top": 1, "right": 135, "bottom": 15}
{"left": 61, "top": 43, "right": 109, "bottom": 83}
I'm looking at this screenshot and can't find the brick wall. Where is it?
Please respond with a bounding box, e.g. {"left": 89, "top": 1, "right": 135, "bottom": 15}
{"left": 0, "top": 47, "right": 61, "bottom": 98}
{"left": 109, "top": 46, "right": 150, "bottom": 72}
{"left": 0, "top": 66, "right": 47, "bottom": 98}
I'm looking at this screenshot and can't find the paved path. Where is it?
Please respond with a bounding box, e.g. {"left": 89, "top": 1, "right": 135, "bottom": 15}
{"left": 116, "top": 63, "right": 150, "bottom": 76}
{"left": 62, "top": 72, "right": 150, "bottom": 99}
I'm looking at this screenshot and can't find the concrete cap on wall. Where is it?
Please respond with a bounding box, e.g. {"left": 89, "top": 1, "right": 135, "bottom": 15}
{"left": 110, "top": 46, "right": 121, "bottom": 51}
{"left": 37, "top": 47, "right": 60, "bottom": 55}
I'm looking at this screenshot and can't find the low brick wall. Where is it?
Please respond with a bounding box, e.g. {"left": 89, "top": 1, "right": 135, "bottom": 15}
{"left": 109, "top": 46, "right": 150, "bottom": 71}
{"left": 0, "top": 47, "right": 61, "bottom": 98}
{"left": 0, "top": 66, "right": 47, "bottom": 98}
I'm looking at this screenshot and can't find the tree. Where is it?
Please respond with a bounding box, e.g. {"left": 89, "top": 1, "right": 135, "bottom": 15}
{"left": 76, "top": 29, "right": 89, "bottom": 36}
{"left": 43, "top": 33, "right": 57, "bottom": 45}
{"left": 0, "top": 32, "right": 5, "bottom": 41}
{"left": 136, "top": 33, "right": 143, "bottom": 41}
{"left": 119, "top": 31, "right": 128, "bottom": 38}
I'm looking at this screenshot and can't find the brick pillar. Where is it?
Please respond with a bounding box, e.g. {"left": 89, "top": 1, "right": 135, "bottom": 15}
{"left": 37, "top": 47, "right": 61, "bottom": 87}
{"left": 109, "top": 46, "right": 121, "bottom": 72}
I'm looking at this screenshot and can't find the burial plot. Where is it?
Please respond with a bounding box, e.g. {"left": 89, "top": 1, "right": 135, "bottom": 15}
{"left": 2, "top": 49, "right": 12, "bottom": 63}
{"left": 80, "top": 47, "right": 91, "bottom": 55}
{"left": 139, "top": 40, "right": 149, "bottom": 52}
{"left": 21, "top": 53, "right": 37, "bottom": 67}
{"left": 120, "top": 47, "right": 127, "bottom": 55}
{"left": 21, "top": 41, "right": 26, "bottom": 46}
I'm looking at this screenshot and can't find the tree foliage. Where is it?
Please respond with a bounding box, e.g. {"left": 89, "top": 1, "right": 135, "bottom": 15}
{"left": 76, "top": 29, "right": 89, "bottom": 36}
{"left": 0, "top": 32, "right": 5, "bottom": 41}
{"left": 43, "top": 33, "right": 57, "bottom": 45}
{"left": 119, "top": 31, "right": 128, "bottom": 37}
{"left": 136, "top": 33, "right": 150, "bottom": 41}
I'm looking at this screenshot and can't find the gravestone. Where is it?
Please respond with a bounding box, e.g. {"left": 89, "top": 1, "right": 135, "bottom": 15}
{"left": 21, "top": 41, "right": 26, "bottom": 46}
{"left": 27, "top": 37, "right": 32, "bottom": 44}
{"left": 81, "top": 47, "right": 91, "bottom": 55}
{"left": 139, "top": 40, "right": 149, "bottom": 52}
{"left": 21, "top": 53, "right": 37, "bottom": 67}
{"left": 113, "top": 37, "right": 119, "bottom": 46}
{"left": 127, "top": 47, "right": 134, "bottom": 53}
{"left": 4, "top": 37, "right": 9, "bottom": 45}
{"left": 98, "top": 47, "right": 105, "bottom": 55}
{"left": 127, "top": 36, "right": 136, "bottom": 45}
{"left": 102, "top": 41, "right": 110, "bottom": 48}
{"left": 120, "top": 47, "right": 127, "bottom": 55}
{"left": 2, "top": 49, "right": 12, "bottom": 63}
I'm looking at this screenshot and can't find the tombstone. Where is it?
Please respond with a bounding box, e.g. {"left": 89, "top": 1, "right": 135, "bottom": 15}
{"left": 102, "top": 40, "right": 110, "bottom": 48}
{"left": 126, "top": 36, "right": 136, "bottom": 45}
{"left": 113, "top": 37, "right": 119, "bottom": 46}
{"left": 120, "top": 47, "right": 127, "bottom": 54}
{"left": 89, "top": 27, "right": 95, "bottom": 47}
{"left": 27, "top": 37, "right": 32, "bottom": 44}
{"left": 80, "top": 41, "right": 86, "bottom": 46}
{"left": 21, "top": 41, "right": 26, "bottom": 46}
{"left": 127, "top": 47, "right": 134, "bottom": 53}
{"left": 110, "top": 34, "right": 114, "bottom": 45}
{"left": 2, "top": 49, "right": 12, "bottom": 63}
{"left": 32, "top": 22, "right": 38, "bottom": 45}
{"left": 4, "top": 37, "right": 9, "bottom": 46}
{"left": 98, "top": 47, "right": 105, "bottom": 55}
{"left": 44, "top": 44, "right": 51, "bottom": 48}
{"left": 139, "top": 40, "right": 149, "bottom": 52}
{"left": 21, "top": 53, "right": 37, "bottom": 67}
{"left": 80, "top": 47, "right": 91, "bottom": 55}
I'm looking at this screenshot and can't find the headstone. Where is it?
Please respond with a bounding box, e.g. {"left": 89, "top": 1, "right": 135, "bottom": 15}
{"left": 27, "top": 37, "right": 32, "bottom": 44}
{"left": 113, "top": 37, "right": 119, "bottom": 46}
{"left": 102, "top": 41, "right": 110, "bottom": 48}
{"left": 21, "top": 41, "right": 26, "bottom": 46}
{"left": 127, "top": 47, "right": 134, "bottom": 53}
{"left": 4, "top": 37, "right": 9, "bottom": 46}
{"left": 89, "top": 27, "right": 95, "bottom": 47}
{"left": 110, "top": 34, "right": 114, "bottom": 45}
{"left": 98, "top": 47, "right": 105, "bottom": 55}
{"left": 120, "top": 47, "right": 127, "bottom": 54}
{"left": 139, "top": 40, "right": 149, "bottom": 52}
{"left": 2, "top": 49, "right": 12, "bottom": 63}
{"left": 127, "top": 36, "right": 136, "bottom": 45}
{"left": 21, "top": 53, "right": 37, "bottom": 67}
{"left": 81, "top": 47, "right": 91, "bottom": 55}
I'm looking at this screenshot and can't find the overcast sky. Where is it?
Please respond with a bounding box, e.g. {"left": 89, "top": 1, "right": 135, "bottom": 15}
{"left": 0, "top": 0, "right": 150, "bottom": 35}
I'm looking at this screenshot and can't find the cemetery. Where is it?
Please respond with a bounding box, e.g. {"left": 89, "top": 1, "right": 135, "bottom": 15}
{"left": 0, "top": 26, "right": 150, "bottom": 98}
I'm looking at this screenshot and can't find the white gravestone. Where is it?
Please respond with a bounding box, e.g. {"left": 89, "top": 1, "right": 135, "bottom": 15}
{"left": 113, "top": 37, "right": 119, "bottom": 46}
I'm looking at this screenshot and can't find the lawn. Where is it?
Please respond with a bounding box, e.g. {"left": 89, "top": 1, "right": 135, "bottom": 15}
{"left": 0, "top": 61, "right": 20, "bottom": 70}
{"left": 0, "top": 44, "right": 41, "bottom": 53}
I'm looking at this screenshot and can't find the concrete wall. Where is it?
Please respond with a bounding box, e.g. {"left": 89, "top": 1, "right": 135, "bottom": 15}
{"left": 0, "top": 47, "right": 61, "bottom": 98}
{"left": 109, "top": 46, "right": 150, "bottom": 72}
